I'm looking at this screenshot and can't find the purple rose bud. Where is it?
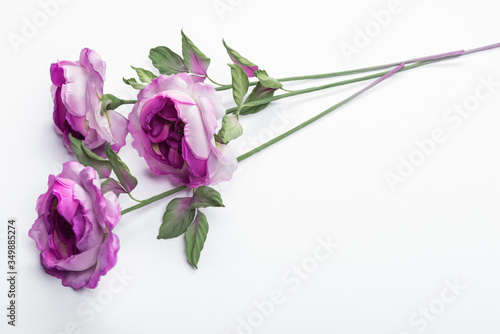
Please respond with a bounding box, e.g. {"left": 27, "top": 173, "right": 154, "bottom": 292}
{"left": 181, "top": 30, "right": 211, "bottom": 78}
{"left": 50, "top": 48, "right": 128, "bottom": 155}
{"left": 229, "top": 56, "right": 258, "bottom": 78}
{"left": 219, "top": 115, "right": 243, "bottom": 143}
{"left": 128, "top": 73, "right": 237, "bottom": 188}
{"left": 223, "top": 40, "right": 259, "bottom": 77}
{"left": 29, "top": 161, "right": 121, "bottom": 289}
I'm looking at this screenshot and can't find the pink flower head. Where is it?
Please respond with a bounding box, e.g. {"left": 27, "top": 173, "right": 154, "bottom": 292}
{"left": 50, "top": 48, "right": 128, "bottom": 155}
{"left": 128, "top": 73, "right": 237, "bottom": 188}
{"left": 29, "top": 162, "right": 121, "bottom": 289}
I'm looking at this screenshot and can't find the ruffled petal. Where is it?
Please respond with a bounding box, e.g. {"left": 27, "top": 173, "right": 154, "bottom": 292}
{"left": 60, "top": 265, "right": 97, "bottom": 290}
{"left": 192, "top": 82, "right": 226, "bottom": 120}
{"left": 85, "top": 233, "right": 120, "bottom": 289}
{"left": 50, "top": 63, "right": 66, "bottom": 87}
{"left": 176, "top": 98, "right": 212, "bottom": 159}
{"left": 28, "top": 216, "right": 50, "bottom": 252}
{"left": 44, "top": 245, "right": 100, "bottom": 271}
{"left": 103, "top": 192, "right": 121, "bottom": 230}
{"left": 60, "top": 64, "right": 91, "bottom": 117}
{"left": 107, "top": 110, "right": 128, "bottom": 152}
{"left": 79, "top": 48, "right": 105, "bottom": 92}
{"left": 207, "top": 142, "right": 238, "bottom": 185}
{"left": 52, "top": 178, "right": 79, "bottom": 223}
{"left": 182, "top": 139, "right": 208, "bottom": 178}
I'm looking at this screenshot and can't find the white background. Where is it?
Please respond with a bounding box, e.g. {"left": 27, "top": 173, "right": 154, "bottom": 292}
{"left": 1, "top": 0, "right": 499, "bottom": 333}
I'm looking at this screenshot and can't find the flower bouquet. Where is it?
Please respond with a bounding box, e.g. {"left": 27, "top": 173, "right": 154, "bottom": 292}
{"left": 29, "top": 31, "right": 500, "bottom": 289}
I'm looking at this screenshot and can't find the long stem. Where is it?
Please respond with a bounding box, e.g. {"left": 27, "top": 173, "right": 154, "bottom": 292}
{"left": 119, "top": 42, "right": 500, "bottom": 215}
{"left": 121, "top": 185, "right": 187, "bottom": 215}
{"left": 206, "top": 75, "right": 227, "bottom": 87}
{"left": 237, "top": 63, "right": 405, "bottom": 162}
{"left": 121, "top": 63, "right": 405, "bottom": 215}
{"left": 119, "top": 99, "right": 137, "bottom": 105}
{"left": 462, "top": 42, "right": 500, "bottom": 56}
{"left": 225, "top": 58, "right": 441, "bottom": 114}
{"left": 216, "top": 42, "right": 500, "bottom": 92}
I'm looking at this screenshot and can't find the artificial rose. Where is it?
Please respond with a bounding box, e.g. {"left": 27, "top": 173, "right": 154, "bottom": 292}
{"left": 128, "top": 73, "right": 237, "bottom": 188}
{"left": 50, "top": 48, "right": 128, "bottom": 155}
{"left": 29, "top": 161, "right": 121, "bottom": 289}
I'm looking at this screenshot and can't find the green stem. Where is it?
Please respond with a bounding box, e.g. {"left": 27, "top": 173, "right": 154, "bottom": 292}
{"left": 226, "top": 59, "right": 436, "bottom": 114}
{"left": 215, "top": 49, "right": 464, "bottom": 91}
{"left": 120, "top": 63, "right": 405, "bottom": 216}
{"left": 119, "top": 42, "right": 500, "bottom": 215}
{"left": 207, "top": 75, "right": 227, "bottom": 87}
{"left": 217, "top": 43, "right": 500, "bottom": 92}
{"left": 121, "top": 186, "right": 187, "bottom": 215}
{"left": 127, "top": 192, "right": 144, "bottom": 203}
{"left": 237, "top": 63, "right": 404, "bottom": 162}
{"left": 119, "top": 99, "right": 137, "bottom": 105}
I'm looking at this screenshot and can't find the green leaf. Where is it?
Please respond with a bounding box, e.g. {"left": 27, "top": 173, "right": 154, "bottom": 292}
{"left": 181, "top": 30, "right": 210, "bottom": 76}
{"left": 158, "top": 198, "right": 196, "bottom": 239}
{"left": 101, "top": 178, "right": 127, "bottom": 197}
{"left": 105, "top": 144, "right": 138, "bottom": 193}
{"left": 219, "top": 115, "right": 243, "bottom": 144}
{"left": 228, "top": 64, "right": 249, "bottom": 107}
{"left": 149, "top": 46, "right": 188, "bottom": 75}
{"left": 185, "top": 211, "right": 209, "bottom": 269}
{"left": 191, "top": 186, "right": 225, "bottom": 209}
{"left": 68, "top": 134, "right": 112, "bottom": 178}
{"left": 254, "top": 70, "right": 283, "bottom": 89}
{"left": 81, "top": 143, "right": 107, "bottom": 162}
{"left": 123, "top": 77, "right": 147, "bottom": 90}
{"left": 239, "top": 83, "right": 278, "bottom": 115}
{"left": 131, "top": 66, "right": 157, "bottom": 84}
{"left": 223, "top": 40, "right": 258, "bottom": 69}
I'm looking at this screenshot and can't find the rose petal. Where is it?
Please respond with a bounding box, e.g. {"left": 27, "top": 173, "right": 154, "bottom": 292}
{"left": 50, "top": 63, "right": 66, "bottom": 87}
{"left": 60, "top": 64, "right": 91, "bottom": 117}
{"left": 60, "top": 265, "right": 97, "bottom": 289}
{"left": 79, "top": 48, "right": 105, "bottom": 92}
{"left": 51, "top": 246, "right": 101, "bottom": 271}
{"left": 107, "top": 110, "right": 128, "bottom": 152}
{"left": 176, "top": 99, "right": 212, "bottom": 159}
{"left": 182, "top": 140, "right": 207, "bottom": 178}
{"left": 52, "top": 179, "right": 79, "bottom": 223}
{"left": 192, "top": 83, "right": 226, "bottom": 120}
{"left": 28, "top": 216, "right": 50, "bottom": 252}
{"left": 207, "top": 142, "right": 238, "bottom": 185}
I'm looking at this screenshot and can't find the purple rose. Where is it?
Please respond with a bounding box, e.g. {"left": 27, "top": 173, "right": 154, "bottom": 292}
{"left": 128, "top": 73, "right": 237, "bottom": 188}
{"left": 50, "top": 48, "right": 128, "bottom": 155}
{"left": 29, "top": 161, "right": 121, "bottom": 289}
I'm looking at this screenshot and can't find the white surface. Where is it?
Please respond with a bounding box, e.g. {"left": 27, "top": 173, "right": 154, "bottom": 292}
{"left": 1, "top": 0, "right": 499, "bottom": 333}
